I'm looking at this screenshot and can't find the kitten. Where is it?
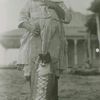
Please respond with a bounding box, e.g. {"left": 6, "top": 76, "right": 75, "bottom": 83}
{"left": 38, "top": 52, "right": 51, "bottom": 66}
{"left": 37, "top": 52, "right": 52, "bottom": 76}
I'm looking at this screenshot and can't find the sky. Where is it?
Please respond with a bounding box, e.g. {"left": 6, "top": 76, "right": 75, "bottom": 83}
{"left": 66, "top": 0, "right": 94, "bottom": 14}
{"left": 0, "top": 0, "right": 94, "bottom": 34}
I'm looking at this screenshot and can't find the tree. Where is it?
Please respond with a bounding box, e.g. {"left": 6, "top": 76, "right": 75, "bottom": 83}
{"left": 86, "top": 0, "right": 100, "bottom": 37}
{"left": 89, "top": 0, "right": 100, "bottom": 45}
{"left": 86, "top": 14, "right": 97, "bottom": 35}
{"left": 86, "top": 0, "right": 100, "bottom": 34}
{"left": 88, "top": 0, "right": 100, "bottom": 13}
{"left": 85, "top": 0, "right": 100, "bottom": 64}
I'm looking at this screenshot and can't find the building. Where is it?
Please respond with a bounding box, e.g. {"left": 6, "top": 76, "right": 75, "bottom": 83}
{"left": 65, "top": 11, "right": 100, "bottom": 67}
{"left": 0, "top": 11, "right": 99, "bottom": 67}
{"left": 0, "top": 29, "right": 23, "bottom": 65}
{"left": 0, "top": 44, "right": 6, "bottom": 65}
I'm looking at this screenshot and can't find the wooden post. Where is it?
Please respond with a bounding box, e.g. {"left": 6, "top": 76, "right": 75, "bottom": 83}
{"left": 96, "top": 14, "right": 100, "bottom": 44}
{"left": 74, "top": 39, "right": 78, "bottom": 66}
{"left": 93, "top": 43, "right": 96, "bottom": 60}
{"left": 66, "top": 40, "right": 69, "bottom": 68}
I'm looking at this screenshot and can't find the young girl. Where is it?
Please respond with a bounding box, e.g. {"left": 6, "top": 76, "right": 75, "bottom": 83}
{"left": 18, "top": 0, "right": 72, "bottom": 99}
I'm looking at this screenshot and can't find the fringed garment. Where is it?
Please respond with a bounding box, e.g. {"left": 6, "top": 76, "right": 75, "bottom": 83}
{"left": 36, "top": 74, "right": 49, "bottom": 100}
{"left": 32, "top": 62, "right": 58, "bottom": 100}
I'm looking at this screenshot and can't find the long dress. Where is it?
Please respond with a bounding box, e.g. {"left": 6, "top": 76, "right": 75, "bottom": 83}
{"left": 18, "top": 0, "right": 71, "bottom": 99}
{"left": 18, "top": 0, "right": 70, "bottom": 69}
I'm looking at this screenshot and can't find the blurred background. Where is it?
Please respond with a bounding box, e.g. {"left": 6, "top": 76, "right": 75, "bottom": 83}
{"left": 0, "top": 0, "right": 94, "bottom": 66}
{"left": 0, "top": 1, "right": 100, "bottom": 100}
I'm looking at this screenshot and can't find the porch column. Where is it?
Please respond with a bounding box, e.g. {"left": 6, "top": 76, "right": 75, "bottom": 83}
{"left": 74, "top": 39, "right": 78, "bottom": 66}
{"left": 87, "top": 32, "right": 92, "bottom": 63}
{"left": 84, "top": 40, "right": 88, "bottom": 61}
{"left": 93, "top": 44, "right": 96, "bottom": 60}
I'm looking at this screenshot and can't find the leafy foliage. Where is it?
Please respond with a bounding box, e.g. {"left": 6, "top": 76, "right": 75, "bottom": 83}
{"left": 89, "top": 0, "right": 100, "bottom": 13}
{"left": 85, "top": 14, "right": 97, "bottom": 35}
{"left": 85, "top": 0, "right": 100, "bottom": 35}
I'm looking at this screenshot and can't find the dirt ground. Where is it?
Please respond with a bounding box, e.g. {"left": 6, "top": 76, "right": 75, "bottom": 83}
{"left": 0, "top": 69, "right": 100, "bottom": 100}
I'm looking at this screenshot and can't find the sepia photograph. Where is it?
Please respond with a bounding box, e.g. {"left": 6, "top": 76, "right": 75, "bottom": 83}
{"left": 0, "top": 0, "right": 100, "bottom": 100}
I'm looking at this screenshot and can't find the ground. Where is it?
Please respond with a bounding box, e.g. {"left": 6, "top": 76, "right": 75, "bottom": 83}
{"left": 0, "top": 68, "right": 100, "bottom": 100}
